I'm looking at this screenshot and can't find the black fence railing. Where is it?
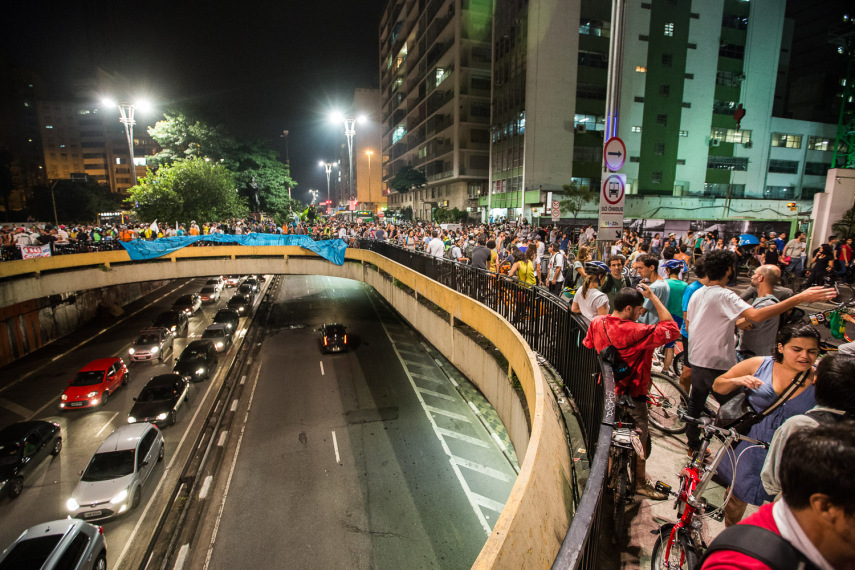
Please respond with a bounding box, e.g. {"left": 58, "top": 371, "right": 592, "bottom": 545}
{"left": 356, "top": 239, "right": 612, "bottom": 569}
{"left": 1, "top": 241, "right": 126, "bottom": 262}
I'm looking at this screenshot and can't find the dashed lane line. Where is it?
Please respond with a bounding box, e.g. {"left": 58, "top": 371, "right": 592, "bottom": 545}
{"left": 469, "top": 491, "right": 507, "bottom": 514}
{"left": 436, "top": 427, "right": 491, "bottom": 448}
{"left": 451, "top": 456, "right": 514, "bottom": 482}
{"left": 417, "top": 387, "right": 455, "bottom": 401}
{"left": 0, "top": 397, "right": 33, "bottom": 419}
{"left": 425, "top": 405, "right": 472, "bottom": 422}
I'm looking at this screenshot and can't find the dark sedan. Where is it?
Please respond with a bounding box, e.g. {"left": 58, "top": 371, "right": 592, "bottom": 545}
{"left": 0, "top": 421, "right": 62, "bottom": 499}
{"left": 320, "top": 323, "right": 348, "bottom": 353}
{"left": 128, "top": 374, "right": 190, "bottom": 427}
{"left": 172, "top": 293, "right": 202, "bottom": 316}
{"left": 227, "top": 294, "right": 251, "bottom": 315}
{"left": 152, "top": 310, "right": 189, "bottom": 338}
{"left": 213, "top": 308, "right": 240, "bottom": 333}
{"left": 173, "top": 340, "right": 219, "bottom": 382}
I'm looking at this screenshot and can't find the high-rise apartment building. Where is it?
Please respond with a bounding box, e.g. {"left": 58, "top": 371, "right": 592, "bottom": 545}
{"left": 380, "top": 0, "right": 493, "bottom": 221}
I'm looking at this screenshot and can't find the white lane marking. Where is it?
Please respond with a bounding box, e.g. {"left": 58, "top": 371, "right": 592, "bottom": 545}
{"left": 2, "top": 280, "right": 188, "bottom": 395}
{"left": 425, "top": 405, "right": 472, "bottom": 422}
{"left": 199, "top": 475, "right": 213, "bottom": 500}
{"left": 363, "top": 289, "right": 492, "bottom": 535}
{"left": 230, "top": 399, "right": 238, "bottom": 412}
{"left": 436, "top": 427, "right": 491, "bottom": 448}
{"left": 240, "top": 374, "right": 246, "bottom": 385}
{"left": 409, "top": 372, "right": 442, "bottom": 383}
{"left": 417, "top": 387, "right": 455, "bottom": 401}
{"left": 95, "top": 412, "right": 119, "bottom": 437}
{"left": 217, "top": 431, "right": 228, "bottom": 446}
{"left": 0, "top": 397, "right": 33, "bottom": 418}
{"left": 174, "top": 544, "right": 190, "bottom": 570}
{"left": 452, "top": 456, "right": 514, "bottom": 482}
{"left": 320, "top": 361, "right": 325, "bottom": 376}
{"left": 203, "top": 366, "right": 262, "bottom": 569}
{"left": 469, "top": 491, "right": 507, "bottom": 514}
{"left": 332, "top": 431, "right": 341, "bottom": 463}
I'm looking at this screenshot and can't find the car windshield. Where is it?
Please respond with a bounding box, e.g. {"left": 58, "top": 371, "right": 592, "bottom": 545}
{"left": 0, "top": 535, "right": 64, "bottom": 570}
{"left": 174, "top": 296, "right": 193, "bottom": 305}
{"left": 136, "top": 335, "right": 159, "bottom": 345}
{"left": 154, "top": 315, "right": 177, "bottom": 327}
{"left": 138, "top": 386, "right": 174, "bottom": 402}
{"left": 82, "top": 449, "right": 135, "bottom": 481}
{"left": 180, "top": 349, "right": 205, "bottom": 361}
{"left": 0, "top": 442, "right": 22, "bottom": 465}
{"left": 203, "top": 329, "right": 224, "bottom": 339}
{"left": 230, "top": 296, "right": 247, "bottom": 304}
{"left": 237, "top": 285, "right": 251, "bottom": 293}
{"left": 206, "top": 280, "right": 219, "bottom": 285}
{"left": 201, "top": 287, "right": 217, "bottom": 294}
{"left": 214, "top": 314, "right": 233, "bottom": 323}
{"left": 326, "top": 326, "right": 345, "bottom": 335}
{"left": 71, "top": 370, "right": 105, "bottom": 386}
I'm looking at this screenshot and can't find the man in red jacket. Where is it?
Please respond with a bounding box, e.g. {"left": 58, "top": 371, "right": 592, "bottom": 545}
{"left": 583, "top": 285, "right": 680, "bottom": 499}
{"left": 701, "top": 424, "right": 855, "bottom": 569}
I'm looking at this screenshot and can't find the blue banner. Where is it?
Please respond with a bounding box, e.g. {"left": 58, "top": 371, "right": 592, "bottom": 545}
{"left": 119, "top": 234, "right": 348, "bottom": 265}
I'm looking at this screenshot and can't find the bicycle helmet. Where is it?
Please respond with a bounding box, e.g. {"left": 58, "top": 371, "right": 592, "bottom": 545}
{"left": 662, "top": 259, "right": 684, "bottom": 271}
{"left": 585, "top": 261, "right": 608, "bottom": 274}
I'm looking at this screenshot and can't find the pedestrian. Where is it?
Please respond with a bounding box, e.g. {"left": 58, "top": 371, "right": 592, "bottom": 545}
{"left": 633, "top": 253, "right": 669, "bottom": 325}
{"left": 426, "top": 230, "right": 444, "bottom": 258}
{"left": 736, "top": 265, "right": 785, "bottom": 360}
{"left": 662, "top": 259, "right": 688, "bottom": 374}
{"left": 600, "top": 255, "right": 631, "bottom": 309}
{"left": 571, "top": 261, "right": 609, "bottom": 325}
{"left": 545, "top": 242, "right": 566, "bottom": 296}
{"left": 469, "top": 236, "right": 491, "bottom": 270}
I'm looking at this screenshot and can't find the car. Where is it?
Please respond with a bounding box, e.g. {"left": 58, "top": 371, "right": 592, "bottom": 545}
{"left": 212, "top": 308, "right": 240, "bottom": 333}
{"left": 320, "top": 323, "right": 348, "bottom": 353}
{"left": 61, "top": 357, "right": 129, "bottom": 410}
{"left": 66, "top": 423, "right": 163, "bottom": 521}
{"left": 201, "top": 324, "right": 232, "bottom": 352}
{"left": 0, "top": 421, "right": 62, "bottom": 499}
{"left": 242, "top": 277, "right": 260, "bottom": 293}
{"left": 152, "top": 310, "right": 189, "bottom": 338}
{"left": 236, "top": 283, "right": 256, "bottom": 301}
{"left": 0, "top": 518, "right": 107, "bottom": 570}
{"left": 227, "top": 294, "right": 251, "bottom": 315}
{"left": 223, "top": 275, "right": 242, "bottom": 288}
{"left": 128, "top": 374, "right": 190, "bottom": 427}
{"left": 204, "top": 277, "right": 225, "bottom": 291}
{"left": 173, "top": 340, "right": 218, "bottom": 382}
{"left": 171, "top": 293, "right": 202, "bottom": 316}
{"left": 199, "top": 286, "right": 221, "bottom": 304}
{"left": 129, "top": 328, "right": 173, "bottom": 363}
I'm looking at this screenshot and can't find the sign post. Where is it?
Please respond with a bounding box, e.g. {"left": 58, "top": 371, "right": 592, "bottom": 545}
{"left": 603, "top": 137, "right": 626, "bottom": 172}
{"left": 551, "top": 200, "right": 560, "bottom": 222}
{"left": 598, "top": 174, "right": 626, "bottom": 241}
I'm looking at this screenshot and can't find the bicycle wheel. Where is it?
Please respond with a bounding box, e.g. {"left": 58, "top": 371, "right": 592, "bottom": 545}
{"left": 648, "top": 373, "right": 689, "bottom": 434}
{"left": 612, "top": 452, "right": 629, "bottom": 545}
{"left": 651, "top": 528, "right": 699, "bottom": 570}
{"left": 672, "top": 351, "right": 685, "bottom": 377}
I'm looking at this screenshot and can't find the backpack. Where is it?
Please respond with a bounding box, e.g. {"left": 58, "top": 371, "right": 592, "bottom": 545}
{"left": 443, "top": 246, "right": 456, "bottom": 261}
{"left": 699, "top": 524, "right": 820, "bottom": 570}
{"left": 464, "top": 242, "right": 475, "bottom": 259}
{"left": 805, "top": 408, "right": 850, "bottom": 425}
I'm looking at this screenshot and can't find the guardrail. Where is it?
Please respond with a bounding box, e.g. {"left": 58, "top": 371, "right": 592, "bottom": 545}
{"left": 356, "top": 240, "right": 612, "bottom": 569}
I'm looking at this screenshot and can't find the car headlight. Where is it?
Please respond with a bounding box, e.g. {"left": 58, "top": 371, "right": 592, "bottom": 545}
{"left": 127, "top": 416, "right": 136, "bottom": 423}
{"left": 170, "top": 325, "right": 177, "bottom": 331}
{"left": 87, "top": 391, "right": 99, "bottom": 398}
{"left": 129, "top": 348, "right": 136, "bottom": 355}
{"left": 238, "top": 307, "right": 244, "bottom": 312}
{"left": 151, "top": 346, "right": 159, "bottom": 354}
{"left": 196, "top": 368, "right": 205, "bottom": 375}
{"left": 110, "top": 489, "right": 128, "bottom": 505}
{"left": 156, "top": 412, "right": 168, "bottom": 420}
{"left": 67, "top": 498, "right": 79, "bottom": 511}
{"left": 61, "top": 394, "right": 68, "bottom": 401}
{"left": 216, "top": 342, "right": 223, "bottom": 348}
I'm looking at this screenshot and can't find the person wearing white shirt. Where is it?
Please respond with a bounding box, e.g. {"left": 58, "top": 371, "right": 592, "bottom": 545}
{"left": 426, "top": 230, "right": 445, "bottom": 258}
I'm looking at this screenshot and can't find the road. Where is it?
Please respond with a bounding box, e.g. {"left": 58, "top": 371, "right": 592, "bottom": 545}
{"left": 0, "top": 276, "right": 266, "bottom": 568}
{"left": 196, "top": 275, "right": 517, "bottom": 570}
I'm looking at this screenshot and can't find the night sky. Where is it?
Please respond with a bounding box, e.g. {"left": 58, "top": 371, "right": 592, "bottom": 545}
{"left": 1, "top": 0, "right": 387, "bottom": 203}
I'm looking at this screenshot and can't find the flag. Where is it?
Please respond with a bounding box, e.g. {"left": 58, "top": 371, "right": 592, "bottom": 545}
{"left": 150, "top": 220, "right": 158, "bottom": 234}
{"left": 19, "top": 243, "right": 52, "bottom": 259}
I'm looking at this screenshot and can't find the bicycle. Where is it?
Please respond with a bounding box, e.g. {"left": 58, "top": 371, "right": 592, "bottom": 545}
{"left": 648, "top": 372, "right": 689, "bottom": 434}
{"left": 607, "top": 394, "right": 645, "bottom": 545}
{"left": 801, "top": 281, "right": 855, "bottom": 343}
{"left": 650, "top": 414, "right": 769, "bottom": 570}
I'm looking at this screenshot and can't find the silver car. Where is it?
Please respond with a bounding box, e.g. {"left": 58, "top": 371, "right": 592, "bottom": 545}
{"left": 129, "top": 327, "right": 173, "bottom": 362}
{"left": 205, "top": 277, "right": 225, "bottom": 291}
{"left": 0, "top": 518, "right": 107, "bottom": 570}
{"left": 201, "top": 323, "right": 232, "bottom": 352}
{"left": 67, "top": 422, "right": 163, "bottom": 521}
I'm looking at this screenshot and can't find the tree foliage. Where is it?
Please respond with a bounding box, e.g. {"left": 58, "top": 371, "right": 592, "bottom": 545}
{"left": 433, "top": 207, "right": 466, "bottom": 223}
{"left": 27, "top": 181, "right": 122, "bottom": 223}
{"left": 390, "top": 165, "right": 427, "bottom": 193}
{"left": 126, "top": 158, "right": 248, "bottom": 224}
{"left": 558, "top": 181, "right": 597, "bottom": 222}
{"left": 400, "top": 205, "right": 413, "bottom": 222}
{"left": 832, "top": 207, "right": 855, "bottom": 240}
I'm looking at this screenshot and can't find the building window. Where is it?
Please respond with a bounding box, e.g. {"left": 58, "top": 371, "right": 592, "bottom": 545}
{"left": 577, "top": 83, "right": 607, "bottom": 100}
{"left": 573, "top": 114, "right": 606, "bottom": 131}
{"left": 716, "top": 71, "right": 742, "bottom": 86}
{"left": 664, "top": 23, "right": 674, "bottom": 37}
{"left": 639, "top": 34, "right": 649, "bottom": 41}
{"left": 660, "top": 84, "right": 670, "bottom": 96}
{"left": 768, "top": 160, "right": 799, "bottom": 174}
{"left": 802, "top": 187, "right": 824, "bottom": 199}
{"left": 805, "top": 162, "right": 831, "bottom": 176}
{"left": 713, "top": 99, "right": 737, "bottom": 114}
{"left": 682, "top": 102, "right": 691, "bottom": 108}
{"left": 662, "top": 53, "right": 672, "bottom": 67}
{"left": 655, "top": 143, "right": 665, "bottom": 155}
{"left": 641, "top": 2, "right": 651, "bottom": 8}
{"left": 657, "top": 114, "right": 667, "bottom": 126}
{"left": 707, "top": 156, "right": 749, "bottom": 171}
{"left": 711, "top": 127, "right": 752, "bottom": 144}
{"left": 687, "top": 43, "right": 697, "bottom": 49}
{"left": 685, "top": 73, "right": 694, "bottom": 80}
{"left": 679, "top": 130, "right": 689, "bottom": 137}
{"left": 578, "top": 50, "right": 609, "bottom": 69}
{"left": 765, "top": 186, "right": 795, "bottom": 199}
{"left": 807, "top": 136, "right": 839, "bottom": 151}
{"left": 704, "top": 183, "right": 745, "bottom": 198}
{"left": 632, "top": 126, "right": 642, "bottom": 132}
{"left": 392, "top": 125, "right": 407, "bottom": 144}
{"left": 630, "top": 156, "right": 640, "bottom": 162}
{"left": 720, "top": 44, "right": 745, "bottom": 59}
{"left": 579, "top": 18, "right": 610, "bottom": 37}
{"left": 771, "top": 133, "right": 802, "bottom": 149}
{"left": 676, "top": 159, "right": 686, "bottom": 165}
{"left": 690, "top": 12, "right": 700, "bottom": 19}
{"left": 634, "top": 96, "right": 645, "bottom": 103}
{"left": 636, "top": 66, "right": 647, "bottom": 73}
{"left": 652, "top": 171, "right": 663, "bottom": 183}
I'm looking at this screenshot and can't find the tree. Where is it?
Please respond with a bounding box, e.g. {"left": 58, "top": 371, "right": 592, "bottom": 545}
{"left": 390, "top": 165, "right": 427, "bottom": 193}
{"left": 125, "top": 158, "right": 248, "bottom": 223}
{"left": 558, "top": 181, "right": 597, "bottom": 226}
{"left": 832, "top": 207, "right": 855, "bottom": 240}
{"left": 147, "top": 112, "right": 237, "bottom": 169}
{"left": 401, "top": 206, "right": 413, "bottom": 222}
{"left": 231, "top": 140, "right": 298, "bottom": 217}
{"left": 27, "top": 180, "right": 122, "bottom": 223}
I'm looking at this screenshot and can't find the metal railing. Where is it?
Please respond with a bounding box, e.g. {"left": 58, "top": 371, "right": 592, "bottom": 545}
{"left": 356, "top": 239, "right": 612, "bottom": 569}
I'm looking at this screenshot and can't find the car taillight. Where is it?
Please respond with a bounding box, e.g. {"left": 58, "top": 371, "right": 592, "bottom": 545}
{"left": 97, "top": 526, "right": 104, "bottom": 535}
{"left": 324, "top": 337, "right": 328, "bottom": 346}
{"left": 343, "top": 335, "right": 347, "bottom": 344}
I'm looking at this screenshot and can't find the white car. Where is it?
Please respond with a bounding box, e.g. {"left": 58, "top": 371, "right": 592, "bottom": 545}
{"left": 201, "top": 324, "right": 232, "bottom": 352}
{"left": 223, "top": 275, "right": 242, "bottom": 288}
{"left": 0, "top": 519, "right": 107, "bottom": 570}
{"left": 67, "top": 423, "right": 163, "bottom": 521}
{"left": 204, "top": 277, "right": 225, "bottom": 291}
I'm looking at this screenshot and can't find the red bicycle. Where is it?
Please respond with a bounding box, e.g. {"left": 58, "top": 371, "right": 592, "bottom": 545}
{"left": 650, "top": 415, "right": 769, "bottom": 570}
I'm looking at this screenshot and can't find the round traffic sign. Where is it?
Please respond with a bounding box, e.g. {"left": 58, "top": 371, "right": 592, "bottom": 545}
{"left": 602, "top": 175, "right": 625, "bottom": 205}
{"left": 603, "top": 137, "right": 626, "bottom": 171}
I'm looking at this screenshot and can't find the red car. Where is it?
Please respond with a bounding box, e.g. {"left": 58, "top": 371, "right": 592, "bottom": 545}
{"left": 60, "top": 358, "right": 129, "bottom": 410}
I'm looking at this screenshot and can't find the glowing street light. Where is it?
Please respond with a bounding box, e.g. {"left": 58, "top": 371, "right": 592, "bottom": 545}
{"left": 365, "top": 150, "right": 374, "bottom": 211}
{"left": 101, "top": 97, "right": 151, "bottom": 187}
{"left": 318, "top": 160, "right": 338, "bottom": 204}
{"left": 330, "top": 111, "right": 366, "bottom": 201}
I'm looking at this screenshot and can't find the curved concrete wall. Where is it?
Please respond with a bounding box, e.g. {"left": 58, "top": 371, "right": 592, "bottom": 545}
{"left": 0, "top": 248, "right": 573, "bottom": 567}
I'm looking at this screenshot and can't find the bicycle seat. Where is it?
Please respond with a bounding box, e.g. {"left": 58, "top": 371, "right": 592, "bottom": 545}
{"left": 617, "top": 394, "right": 636, "bottom": 409}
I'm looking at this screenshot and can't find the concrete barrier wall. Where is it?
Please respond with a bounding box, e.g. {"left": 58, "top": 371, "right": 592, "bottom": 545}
{"left": 0, "top": 247, "right": 573, "bottom": 568}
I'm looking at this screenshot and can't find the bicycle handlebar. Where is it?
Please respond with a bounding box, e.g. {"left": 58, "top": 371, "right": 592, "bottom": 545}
{"left": 679, "top": 412, "right": 770, "bottom": 448}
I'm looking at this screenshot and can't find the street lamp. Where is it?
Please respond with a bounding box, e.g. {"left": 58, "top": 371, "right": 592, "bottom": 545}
{"left": 101, "top": 97, "right": 150, "bottom": 187}
{"left": 330, "top": 111, "right": 366, "bottom": 202}
{"left": 318, "top": 160, "right": 338, "bottom": 204}
{"left": 308, "top": 189, "right": 319, "bottom": 206}
{"left": 365, "top": 150, "right": 374, "bottom": 212}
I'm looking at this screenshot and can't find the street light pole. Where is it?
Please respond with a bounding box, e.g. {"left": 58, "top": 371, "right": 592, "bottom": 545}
{"left": 103, "top": 99, "right": 146, "bottom": 187}
{"left": 365, "top": 150, "right": 374, "bottom": 212}
{"left": 331, "top": 112, "right": 365, "bottom": 205}
{"left": 281, "top": 130, "right": 292, "bottom": 210}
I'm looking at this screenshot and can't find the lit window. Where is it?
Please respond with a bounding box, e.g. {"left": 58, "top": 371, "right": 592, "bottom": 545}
{"left": 632, "top": 126, "right": 642, "bottom": 133}
{"left": 771, "top": 133, "right": 802, "bottom": 149}
{"left": 45, "top": 125, "right": 53, "bottom": 129}
{"left": 664, "top": 23, "right": 674, "bottom": 36}
{"left": 679, "top": 130, "right": 688, "bottom": 137}
{"left": 636, "top": 66, "right": 647, "bottom": 73}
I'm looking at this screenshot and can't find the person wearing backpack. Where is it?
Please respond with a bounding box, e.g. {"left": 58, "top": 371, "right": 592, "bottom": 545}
{"left": 600, "top": 255, "right": 631, "bottom": 308}
{"left": 760, "top": 354, "right": 855, "bottom": 498}
{"left": 700, "top": 423, "right": 855, "bottom": 570}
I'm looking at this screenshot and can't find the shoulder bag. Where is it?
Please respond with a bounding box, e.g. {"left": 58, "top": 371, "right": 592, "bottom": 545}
{"left": 714, "top": 368, "right": 809, "bottom": 435}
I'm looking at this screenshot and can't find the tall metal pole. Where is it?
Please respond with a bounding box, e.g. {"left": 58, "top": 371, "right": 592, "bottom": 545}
{"left": 343, "top": 118, "right": 357, "bottom": 201}
{"left": 366, "top": 150, "right": 373, "bottom": 212}
{"left": 115, "top": 104, "right": 138, "bottom": 187}
{"left": 281, "top": 130, "right": 292, "bottom": 208}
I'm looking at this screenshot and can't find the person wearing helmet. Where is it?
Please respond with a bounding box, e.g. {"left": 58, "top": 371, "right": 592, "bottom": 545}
{"left": 572, "top": 261, "right": 610, "bottom": 325}
{"left": 663, "top": 259, "right": 689, "bottom": 374}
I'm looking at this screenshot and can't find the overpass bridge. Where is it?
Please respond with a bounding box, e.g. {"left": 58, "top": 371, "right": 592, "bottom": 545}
{"left": 0, "top": 242, "right": 612, "bottom": 569}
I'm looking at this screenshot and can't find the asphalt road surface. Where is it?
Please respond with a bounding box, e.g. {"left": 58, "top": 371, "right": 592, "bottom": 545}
{"left": 0, "top": 276, "right": 267, "bottom": 568}
{"left": 198, "top": 275, "right": 517, "bottom": 570}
